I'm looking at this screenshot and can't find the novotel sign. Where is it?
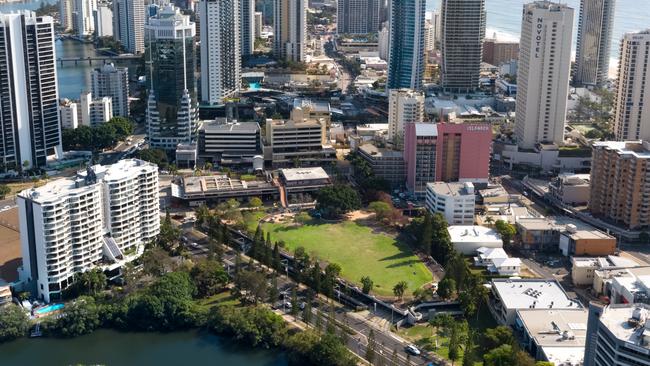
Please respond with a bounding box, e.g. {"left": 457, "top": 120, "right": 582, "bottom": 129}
{"left": 535, "top": 17, "right": 544, "bottom": 59}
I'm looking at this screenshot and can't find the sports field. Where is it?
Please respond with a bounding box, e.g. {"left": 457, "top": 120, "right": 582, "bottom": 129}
{"left": 261, "top": 220, "right": 432, "bottom": 297}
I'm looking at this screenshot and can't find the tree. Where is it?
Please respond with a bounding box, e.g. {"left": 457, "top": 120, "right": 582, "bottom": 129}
{"left": 494, "top": 220, "right": 517, "bottom": 247}
{"left": 420, "top": 212, "right": 434, "bottom": 256}
{"left": 482, "top": 326, "right": 516, "bottom": 353}
{"left": 483, "top": 344, "right": 515, "bottom": 366}
{"left": 437, "top": 277, "right": 457, "bottom": 300}
{"left": 236, "top": 270, "right": 268, "bottom": 304}
{"left": 158, "top": 210, "right": 181, "bottom": 251}
{"left": 248, "top": 196, "right": 263, "bottom": 208}
{"left": 69, "top": 268, "right": 107, "bottom": 297}
{"left": 302, "top": 298, "right": 312, "bottom": 325}
{"left": 393, "top": 281, "right": 408, "bottom": 301}
{"left": 369, "top": 201, "right": 392, "bottom": 221}
{"left": 106, "top": 117, "right": 134, "bottom": 140}
{"left": 136, "top": 148, "right": 169, "bottom": 169}
{"left": 360, "top": 276, "right": 374, "bottom": 294}
{"left": 462, "top": 330, "right": 477, "bottom": 366}
{"left": 485, "top": 216, "right": 494, "bottom": 227}
{"left": 285, "top": 330, "right": 356, "bottom": 366}
{"left": 639, "top": 231, "right": 650, "bottom": 243}
{"left": 316, "top": 185, "right": 362, "bottom": 219}
{"left": 365, "top": 329, "right": 377, "bottom": 363}
{"left": 52, "top": 296, "right": 101, "bottom": 337}
{"left": 0, "top": 304, "right": 29, "bottom": 342}
{"left": 0, "top": 184, "right": 10, "bottom": 199}
{"left": 448, "top": 323, "right": 461, "bottom": 364}
{"left": 210, "top": 305, "right": 287, "bottom": 348}
{"left": 141, "top": 247, "right": 172, "bottom": 276}
{"left": 190, "top": 259, "right": 228, "bottom": 298}
{"left": 445, "top": 254, "right": 468, "bottom": 291}
{"left": 195, "top": 204, "right": 211, "bottom": 227}
{"left": 295, "top": 211, "right": 311, "bottom": 224}
{"left": 291, "top": 287, "right": 300, "bottom": 317}
{"left": 323, "top": 263, "right": 342, "bottom": 297}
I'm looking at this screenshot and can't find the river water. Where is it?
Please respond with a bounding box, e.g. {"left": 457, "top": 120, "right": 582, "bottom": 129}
{"left": 0, "top": 329, "right": 288, "bottom": 366}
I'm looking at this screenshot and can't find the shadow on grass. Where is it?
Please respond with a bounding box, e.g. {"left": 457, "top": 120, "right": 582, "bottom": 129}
{"left": 384, "top": 259, "right": 425, "bottom": 269}
{"left": 379, "top": 251, "right": 415, "bottom": 262}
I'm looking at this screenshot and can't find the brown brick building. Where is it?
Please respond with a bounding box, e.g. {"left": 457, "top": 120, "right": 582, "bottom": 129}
{"left": 482, "top": 38, "right": 519, "bottom": 67}
{"left": 590, "top": 141, "right": 650, "bottom": 230}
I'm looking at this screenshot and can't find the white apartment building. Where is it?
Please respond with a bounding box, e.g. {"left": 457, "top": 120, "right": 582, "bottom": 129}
{"left": 79, "top": 91, "right": 113, "bottom": 127}
{"left": 273, "top": 0, "right": 306, "bottom": 62}
{"left": 73, "top": 0, "right": 96, "bottom": 38}
{"left": 425, "top": 182, "right": 476, "bottom": 225}
{"left": 613, "top": 30, "right": 650, "bottom": 141}
{"left": 254, "top": 12, "right": 263, "bottom": 38}
{"left": 574, "top": 0, "right": 615, "bottom": 87}
{"left": 387, "top": 89, "right": 425, "bottom": 141}
{"left": 199, "top": 0, "right": 241, "bottom": 105}
{"left": 91, "top": 63, "right": 129, "bottom": 117}
{"left": 378, "top": 23, "right": 389, "bottom": 60}
{"left": 337, "top": 0, "right": 380, "bottom": 35}
{"left": 60, "top": 101, "right": 79, "bottom": 129}
{"left": 113, "top": 0, "right": 144, "bottom": 54}
{"left": 94, "top": 5, "right": 113, "bottom": 37}
{"left": 515, "top": 1, "right": 574, "bottom": 149}
{"left": 585, "top": 303, "right": 650, "bottom": 366}
{"left": 424, "top": 19, "right": 436, "bottom": 52}
{"left": 17, "top": 159, "right": 160, "bottom": 303}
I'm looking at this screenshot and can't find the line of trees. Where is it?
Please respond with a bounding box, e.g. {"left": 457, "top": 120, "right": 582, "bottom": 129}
{"left": 62, "top": 117, "right": 135, "bottom": 152}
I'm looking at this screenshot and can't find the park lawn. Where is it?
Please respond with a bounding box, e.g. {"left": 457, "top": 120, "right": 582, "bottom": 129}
{"left": 194, "top": 290, "right": 241, "bottom": 311}
{"left": 243, "top": 210, "right": 267, "bottom": 234}
{"left": 398, "top": 324, "right": 482, "bottom": 366}
{"left": 261, "top": 220, "right": 432, "bottom": 297}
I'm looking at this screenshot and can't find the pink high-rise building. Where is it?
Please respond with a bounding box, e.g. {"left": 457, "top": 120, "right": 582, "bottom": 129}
{"left": 404, "top": 122, "right": 492, "bottom": 197}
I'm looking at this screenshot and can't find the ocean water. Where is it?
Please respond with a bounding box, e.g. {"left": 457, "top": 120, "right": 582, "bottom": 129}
{"left": 427, "top": 0, "right": 650, "bottom": 74}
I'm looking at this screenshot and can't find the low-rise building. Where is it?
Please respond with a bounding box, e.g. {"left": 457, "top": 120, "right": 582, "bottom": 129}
{"left": 198, "top": 120, "right": 262, "bottom": 165}
{"left": 474, "top": 247, "right": 521, "bottom": 276}
{"left": 592, "top": 266, "right": 650, "bottom": 300}
{"left": 559, "top": 224, "right": 617, "bottom": 257}
{"left": 447, "top": 225, "right": 502, "bottom": 255}
{"left": 515, "top": 308, "right": 587, "bottom": 366}
{"left": 571, "top": 256, "right": 640, "bottom": 286}
{"left": 173, "top": 175, "right": 279, "bottom": 205}
{"left": 549, "top": 173, "right": 590, "bottom": 206}
{"left": 425, "top": 182, "right": 476, "bottom": 225}
{"left": 357, "top": 144, "right": 405, "bottom": 187}
{"left": 279, "top": 167, "right": 332, "bottom": 201}
{"left": 59, "top": 100, "right": 79, "bottom": 129}
{"left": 488, "top": 278, "right": 582, "bottom": 326}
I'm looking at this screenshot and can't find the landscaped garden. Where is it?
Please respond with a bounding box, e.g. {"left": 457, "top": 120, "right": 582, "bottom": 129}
{"left": 259, "top": 218, "right": 432, "bottom": 297}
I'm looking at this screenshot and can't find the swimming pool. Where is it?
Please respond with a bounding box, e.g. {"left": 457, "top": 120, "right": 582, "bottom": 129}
{"left": 34, "top": 303, "right": 64, "bottom": 315}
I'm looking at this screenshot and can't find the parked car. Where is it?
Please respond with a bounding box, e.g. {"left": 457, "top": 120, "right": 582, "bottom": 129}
{"left": 405, "top": 345, "right": 421, "bottom": 356}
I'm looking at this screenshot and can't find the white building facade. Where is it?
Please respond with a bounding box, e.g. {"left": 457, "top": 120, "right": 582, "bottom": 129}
{"left": 94, "top": 5, "right": 113, "bottom": 37}
{"left": 425, "top": 182, "right": 476, "bottom": 225}
{"left": 73, "top": 0, "right": 96, "bottom": 38}
{"left": 91, "top": 63, "right": 130, "bottom": 117}
{"left": 113, "top": 0, "right": 145, "bottom": 54}
{"left": 515, "top": 2, "right": 574, "bottom": 149}
{"left": 387, "top": 89, "right": 425, "bottom": 141}
{"left": 199, "top": 0, "right": 241, "bottom": 105}
{"left": 17, "top": 159, "right": 160, "bottom": 303}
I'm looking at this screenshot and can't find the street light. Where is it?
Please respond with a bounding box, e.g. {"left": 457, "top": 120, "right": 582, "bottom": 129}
{"left": 281, "top": 259, "right": 289, "bottom": 279}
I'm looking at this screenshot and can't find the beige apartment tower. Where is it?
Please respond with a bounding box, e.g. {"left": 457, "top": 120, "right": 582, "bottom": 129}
{"left": 387, "top": 89, "right": 425, "bottom": 141}
{"left": 273, "top": 0, "right": 305, "bottom": 62}
{"left": 515, "top": 1, "right": 574, "bottom": 149}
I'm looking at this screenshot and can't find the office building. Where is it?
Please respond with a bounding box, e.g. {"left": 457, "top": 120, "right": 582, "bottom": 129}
{"left": 482, "top": 38, "right": 519, "bottom": 66}
{"left": 145, "top": 5, "right": 198, "bottom": 150}
{"left": 357, "top": 144, "right": 405, "bottom": 187}
{"left": 0, "top": 12, "right": 62, "bottom": 170}
{"left": 60, "top": 0, "right": 74, "bottom": 32}
{"left": 378, "top": 23, "right": 389, "bottom": 60}
{"left": 515, "top": 2, "right": 574, "bottom": 149}
{"left": 17, "top": 159, "right": 160, "bottom": 303}
{"left": 613, "top": 30, "right": 650, "bottom": 141}
{"left": 94, "top": 4, "right": 112, "bottom": 37}
{"left": 489, "top": 278, "right": 582, "bottom": 326}
{"left": 198, "top": 120, "right": 262, "bottom": 164}
{"left": 584, "top": 303, "right": 650, "bottom": 366}
{"left": 79, "top": 92, "right": 113, "bottom": 127}
{"left": 337, "top": 0, "right": 380, "bottom": 35}
{"left": 448, "top": 225, "right": 502, "bottom": 254}
{"left": 574, "top": 0, "right": 615, "bottom": 87}
{"left": 264, "top": 107, "right": 335, "bottom": 167}
{"left": 548, "top": 173, "right": 591, "bottom": 206}
{"left": 199, "top": 0, "right": 241, "bottom": 105}
{"left": 273, "top": 0, "right": 306, "bottom": 62}
{"left": 516, "top": 308, "right": 588, "bottom": 366}
{"left": 424, "top": 19, "right": 436, "bottom": 52}
{"left": 91, "top": 63, "right": 129, "bottom": 117}
{"left": 254, "top": 11, "right": 263, "bottom": 38}
{"left": 440, "top": 0, "right": 486, "bottom": 93}
{"left": 113, "top": 0, "right": 145, "bottom": 54}
{"left": 240, "top": 0, "right": 254, "bottom": 56}
{"left": 425, "top": 182, "right": 476, "bottom": 225}
{"left": 59, "top": 100, "right": 79, "bottom": 129}
{"left": 590, "top": 141, "right": 650, "bottom": 230}
{"left": 387, "top": 0, "right": 425, "bottom": 90}
{"left": 387, "top": 89, "right": 424, "bottom": 141}
{"left": 73, "top": 0, "right": 96, "bottom": 38}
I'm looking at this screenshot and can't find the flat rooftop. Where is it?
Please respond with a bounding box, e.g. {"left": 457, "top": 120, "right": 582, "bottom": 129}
{"left": 293, "top": 98, "right": 330, "bottom": 113}
{"left": 599, "top": 304, "right": 650, "bottom": 349}
{"left": 593, "top": 141, "right": 650, "bottom": 159}
{"left": 448, "top": 226, "right": 502, "bottom": 244}
{"left": 572, "top": 256, "right": 639, "bottom": 269}
{"left": 280, "top": 167, "right": 329, "bottom": 182}
{"left": 201, "top": 121, "right": 260, "bottom": 134}
{"left": 414, "top": 123, "right": 438, "bottom": 137}
{"left": 517, "top": 217, "right": 614, "bottom": 241}
{"left": 358, "top": 144, "right": 404, "bottom": 159}
{"left": 491, "top": 279, "right": 581, "bottom": 311}
{"left": 183, "top": 175, "right": 273, "bottom": 194}
{"left": 427, "top": 182, "right": 474, "bottom": 197}
{"left": 516, "top": 308, "right": 588, "bottom": 349}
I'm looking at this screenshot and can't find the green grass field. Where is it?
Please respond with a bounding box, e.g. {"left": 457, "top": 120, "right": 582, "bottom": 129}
{"left": 261, "top": 220, "right": 432, "bottom": 297}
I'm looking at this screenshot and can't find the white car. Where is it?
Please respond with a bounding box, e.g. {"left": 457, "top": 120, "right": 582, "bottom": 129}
{"left": 405, "top": 345, "right": 421, "bottom": 356}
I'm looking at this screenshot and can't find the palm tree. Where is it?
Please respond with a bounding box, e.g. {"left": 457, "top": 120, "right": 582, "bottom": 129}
{"left": 485, "top": 216, "right": 494, "bottom": 227}
{"left": 168, "top": 164, "right": 178, "bottom": 179}
{"left": 393, "top": 281, "right": 408, "bottom": 301}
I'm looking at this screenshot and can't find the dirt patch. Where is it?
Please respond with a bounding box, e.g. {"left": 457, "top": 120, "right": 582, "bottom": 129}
{"left": 345, "top": 210, "right": 374, "bottom": 221}
{"left": 0, "top": 208, "right": 21, "bottom": 282}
